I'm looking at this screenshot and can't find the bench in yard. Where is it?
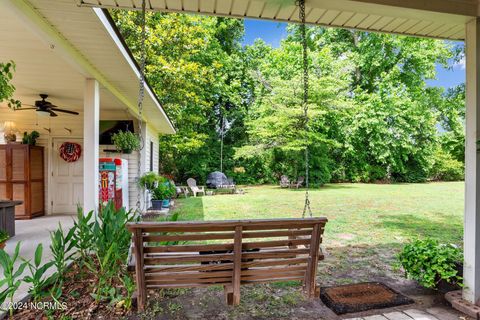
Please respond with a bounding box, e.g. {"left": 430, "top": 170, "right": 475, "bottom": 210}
{"left": 127, "top": 217, "right": 328, "bottom": 311}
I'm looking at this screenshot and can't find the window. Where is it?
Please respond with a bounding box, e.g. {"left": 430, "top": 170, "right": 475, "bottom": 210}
{"left": 150, "top": 140, "right": 153, "bottom": 172}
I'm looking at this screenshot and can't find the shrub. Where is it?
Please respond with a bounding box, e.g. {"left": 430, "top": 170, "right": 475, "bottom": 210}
{"left": 397, "top": 238, "right": 463, "bottom": 289}
{"left": 430, "top": 149, "right": 464, "bottom": 181}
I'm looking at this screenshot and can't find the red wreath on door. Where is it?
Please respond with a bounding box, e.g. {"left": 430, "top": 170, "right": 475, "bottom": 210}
{"left": 59, "top": 142, "right": 82, "bottom": 163}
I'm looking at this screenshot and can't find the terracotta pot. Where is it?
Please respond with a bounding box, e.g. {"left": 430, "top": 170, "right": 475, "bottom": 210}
{"left": 0, "top": 241, "right": 6, "bottom": 250}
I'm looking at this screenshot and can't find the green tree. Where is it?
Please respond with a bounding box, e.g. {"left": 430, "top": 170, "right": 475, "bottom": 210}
{"left": 235, "top": 40, "right": 353, "bottom": 185}
{"left": 112, "top": 11, "right": 253, "bottom": 182}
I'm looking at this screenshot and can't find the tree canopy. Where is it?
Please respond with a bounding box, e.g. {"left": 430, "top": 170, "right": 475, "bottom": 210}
{"left": 112, "top": 12, "right": 465, "bottom": 184}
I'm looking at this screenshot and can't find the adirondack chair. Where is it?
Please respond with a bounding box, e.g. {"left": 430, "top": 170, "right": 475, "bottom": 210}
{"left": 187, "top": 178, "right": 206, "bottom": 197}
{"left": 291, "top": 176, "right": 305, "bottom": 189}
{"left": 280, "top": 175, "right": 290, "bottom": 188}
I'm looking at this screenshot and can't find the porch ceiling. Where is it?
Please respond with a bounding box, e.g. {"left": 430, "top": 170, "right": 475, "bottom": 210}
{"left": 78, "top": 0, "right": 475, "bottom": 40}
{"left": 0, "top": 2, "right": 122, "bottom": 114}
{"left": 0, "top": 0, "right": 175, "bottom": 134}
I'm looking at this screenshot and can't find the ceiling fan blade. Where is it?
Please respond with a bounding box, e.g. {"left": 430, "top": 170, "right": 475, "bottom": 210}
{"left": 50, "top": 107, "right": 79, "bottom": 115}
{"left": 49, "top": 110, "right": 58, "bottom": 117}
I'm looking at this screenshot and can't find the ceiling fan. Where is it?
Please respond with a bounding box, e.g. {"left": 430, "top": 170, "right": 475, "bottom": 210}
{"left": 17, "top": 94, "right": 80, "bottom": 117}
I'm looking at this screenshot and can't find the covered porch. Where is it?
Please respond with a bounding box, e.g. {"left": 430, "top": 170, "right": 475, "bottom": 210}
{"left": 77, "top": 0, "right": 480, "bottom": 315}
{"left": 0, "top": 0, "right": 175, "bottom": 219}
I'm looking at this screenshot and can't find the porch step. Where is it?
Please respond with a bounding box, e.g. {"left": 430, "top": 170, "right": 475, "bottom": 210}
{"left": 445, "top": 290, "right": 480, "bottom": 319}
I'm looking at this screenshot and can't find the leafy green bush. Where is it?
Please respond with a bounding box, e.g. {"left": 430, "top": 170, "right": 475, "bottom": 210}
{"left": 0, "top": 230, "right": 9, "bottom": 243}
{"left": 397, "top": 238, "right": 463, "bottom": 289}
{"left": 152, "top": 176, "right": 176, "bottom": 200}
{"left": 112, "top": 130, "right": 140, "bottom": 154}
{"left": 430, "top": 149, "right": 464, "bottom": 181}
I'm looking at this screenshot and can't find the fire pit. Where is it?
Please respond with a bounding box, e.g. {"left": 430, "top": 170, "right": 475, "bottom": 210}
{"left": 0, "top": 200, "right": 22, "bottom": 237}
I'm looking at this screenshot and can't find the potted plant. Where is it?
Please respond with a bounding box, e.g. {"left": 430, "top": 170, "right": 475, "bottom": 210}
{"left": 396, "top": 238, "right": 463, "bottom": 291}
{"left": 22, "top": 130, "right": 40, "bottom": 146}
{"left": 0, "top": 230, "right": 9, "bottom": 249}
{"left": 151, "top": 176, "right": 176, "bottom": 209}
{"left": 111, "top": 130, "right": 140, "bottom": 154}
{"left": 138, "top": 172, "right": 160, "bottom": 193}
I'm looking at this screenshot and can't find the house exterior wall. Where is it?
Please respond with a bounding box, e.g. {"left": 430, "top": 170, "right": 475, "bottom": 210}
{"left": 0, "top": 106, "right": 162, "bottom": 214}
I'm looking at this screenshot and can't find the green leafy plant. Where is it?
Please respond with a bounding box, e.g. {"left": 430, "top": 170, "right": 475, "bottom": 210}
{"left": 0, "top": 230, "right": 9, "bottom": 243}
{"left": 152, "top": 177, "right": 176, "bottom": 200}
{"left": 0, "top": 61, "right": 21, "bottom": 109}
{"left": 49, "top": 223, "right": 77, "bottom": 298}
{"left": 22, "top": 244, "right": 56, "bottom": 302}
{"left": 138, "top": 171, "right": 160, "bottom": 192}
{"left": 111, "top": 130, "right": 140, "bottom": 154}
{"left": 22, "top": 130, "right": 40, "bottom": 146}
{"left": 120, "top": 275, "right": 135, "bottom": 310}
{"left": 0, "top": 242, "right": 28, "bottom": 317}
{"left": 88, "top": 202, "right": 135, "bottom": 304}
{"left": 397, "top": 238, "right": 463, "bottom": 289}
{"left": 73, "top": 206, "right": 94, "bottom": 267}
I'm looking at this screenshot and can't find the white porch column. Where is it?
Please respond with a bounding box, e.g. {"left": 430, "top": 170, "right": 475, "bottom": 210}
{"left": 83, "top": 79, "right": 100, "bottom": 213}
{"left": 464, "top": 18, "right": 480, "bottom": 305}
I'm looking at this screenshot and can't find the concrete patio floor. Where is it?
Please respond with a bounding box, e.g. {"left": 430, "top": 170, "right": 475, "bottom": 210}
{"left": 1, "top": 214, "right": 76, "bottom": 312}
{"left": 345, "top": 307, "right": 468, "bottom": 320}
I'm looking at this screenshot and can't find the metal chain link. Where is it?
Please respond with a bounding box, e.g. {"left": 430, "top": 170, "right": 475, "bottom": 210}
{"left": 297, "top": 0, "right": 313, "bottom": 218}
{"left": 135, "top": 0, "right": 147, "bottom": 213}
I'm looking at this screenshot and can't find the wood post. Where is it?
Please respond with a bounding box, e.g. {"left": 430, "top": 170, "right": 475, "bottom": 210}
{"left": 464, "top": 17, "right": 480, "bottom": 305}
{"left": 305, "top": 223, "right": 321, "bottom": 298}
{"left": 232, "top": 226, "right": 243, "bottom": 305}
{"left": 83, "top": 78, "right": 99, "bottom": 214}
{"left": 133, "top": 228, "right": 146, "bottom": 311}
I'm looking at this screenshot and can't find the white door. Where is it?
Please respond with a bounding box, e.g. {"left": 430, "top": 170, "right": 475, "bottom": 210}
{"left": 51, "top": 138, "right": 84, "bottom": 214}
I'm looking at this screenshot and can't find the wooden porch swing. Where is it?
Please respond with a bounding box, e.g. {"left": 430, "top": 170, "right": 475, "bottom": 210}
{"left": 126, "top": 0, "right": 328, "bottom": 310}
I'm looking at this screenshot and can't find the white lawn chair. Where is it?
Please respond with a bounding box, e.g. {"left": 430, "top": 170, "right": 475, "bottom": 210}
{"left": 280, "top": 175, "right": 290, "bottom": 188}
{"left": 187, "top": 178, "right": 205, "bottom": 197}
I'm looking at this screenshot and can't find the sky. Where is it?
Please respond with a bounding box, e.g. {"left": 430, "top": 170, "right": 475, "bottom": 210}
{"left": 243, "top": 19, "right": 465, "bottom": 90}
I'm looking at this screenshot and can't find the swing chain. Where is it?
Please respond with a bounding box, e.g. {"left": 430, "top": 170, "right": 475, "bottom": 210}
{"left": 136, "top": 0, "right": 147, "bottom": 212}
{"left": 297, "top": 0, "right": 312, "bottom": 218}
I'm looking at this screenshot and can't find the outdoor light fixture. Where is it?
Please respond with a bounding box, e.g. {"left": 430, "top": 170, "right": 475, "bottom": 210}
{"left": 36, "top": 109, "right": 51, "bottom": 117}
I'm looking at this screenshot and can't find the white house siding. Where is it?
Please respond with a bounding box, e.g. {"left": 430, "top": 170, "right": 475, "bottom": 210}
{"left": 145, "top": 124, "right": 160, "bottom": 174}
{"left": 0, "top": 108, "right": 84, "bottom": 214}
{"left": 0, "top": 107, "right": 160, "bottom": 214}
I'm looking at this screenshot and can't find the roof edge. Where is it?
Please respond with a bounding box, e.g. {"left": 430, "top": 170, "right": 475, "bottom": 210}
{"left": 96, "top": 8, "right": 176, "bottom": 134}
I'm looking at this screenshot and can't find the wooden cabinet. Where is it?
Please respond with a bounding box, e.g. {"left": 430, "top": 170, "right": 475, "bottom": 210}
{"left": 0, "top": 145, "right": 44, "bottom": 219}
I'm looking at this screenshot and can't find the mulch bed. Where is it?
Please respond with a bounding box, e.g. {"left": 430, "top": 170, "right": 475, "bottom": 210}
{"left": 12, "top": 263, "right": 133, "bottom": 320}
{"left": 320, "top": 282, "right": 414, "bottom": 315}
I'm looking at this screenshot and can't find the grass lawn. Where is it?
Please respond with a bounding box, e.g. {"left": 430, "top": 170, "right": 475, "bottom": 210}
{"left": 151, "top": 182, "right": 464, "bottom": 319}
{"left": 173, "top": 182, "right": 464, "bottom": 285}
{"left": 174, "top": 182, "right": 464, "bottom": 246}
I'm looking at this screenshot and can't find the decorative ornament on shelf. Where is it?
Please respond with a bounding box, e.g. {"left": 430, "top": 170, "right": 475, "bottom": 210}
{"left": 59, "top": 142, "right": 82, "bottom": 162}
{"left": 2, "top": 121, "right": 18, "bottom": 144}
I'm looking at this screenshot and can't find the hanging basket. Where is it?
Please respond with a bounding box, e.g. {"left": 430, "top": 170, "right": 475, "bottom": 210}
{"left": 59, "top": 142, "right": 82, "bottom": 163}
